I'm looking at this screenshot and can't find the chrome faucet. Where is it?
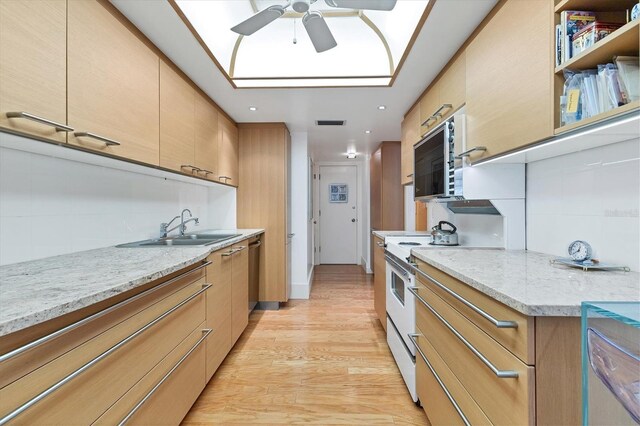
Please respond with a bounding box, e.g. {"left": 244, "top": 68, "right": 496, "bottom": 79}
{"left": 160, "top": 209, "right": 199, "bottom": 238}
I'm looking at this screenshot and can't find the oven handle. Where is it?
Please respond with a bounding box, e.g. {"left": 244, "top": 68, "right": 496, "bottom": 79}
{"left": 384, "top": 255, "right": 410, "bottom": 278}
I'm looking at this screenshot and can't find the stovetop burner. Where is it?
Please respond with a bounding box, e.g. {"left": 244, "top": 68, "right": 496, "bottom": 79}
{"left": 398, "top": 242, "right": 422, "bottom": 246}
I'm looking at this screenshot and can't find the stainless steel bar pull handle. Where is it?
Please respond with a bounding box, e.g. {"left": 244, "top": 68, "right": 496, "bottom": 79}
{"left": 74, "top": 132, "right": 121, "bottom": 146}
{"left": 456, "top": 146, "right": 487, "bottom": 159}
{"left": 408, "top": 333, "right": 471, "bottom": 426}
{"left": 249, "top": 240, "right": 262, "bottom": 248}
{"left": 6, "top": 112, "right": 74, "bottom": 132}
{"left": 221, "top": 249, "right": 237, "bottom": 257}
{"left": 181, "top": 164, "right": 201, "bottom": 172}
{"left": 376, "top": 242, "right": 385, "bottom": 247}
{"left": 219, "top": 175, "right": 231, "bottom": 182}
{"left": 198, "top": 169, "right": 215, "bottom": 176}
{"left": 0, "top": 284, "right": 211, "bottom": 425}
{"left": 407, "top": 286, "right": 519, "bottom": 379}
{"left": 118, "top": 328, "right": 212, "bottom": 425}
{"left": 433, "top": 103, "right": 453, "bottom": 117}
{"left": 421, "top": 115, "right": 438, "bottom": 127}
{"left": 385, "top": 255, "right": 409, "bottom": 278}
{"left": 407, "top": 263, "right": 518, "bottom": 329}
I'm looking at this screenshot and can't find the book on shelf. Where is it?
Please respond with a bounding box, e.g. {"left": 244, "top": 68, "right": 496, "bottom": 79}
{"left": 615, "top": 56, "right": 639, "bottom": 103}
{"left": 559, "top": 10, "right": 596, "bottom": 63}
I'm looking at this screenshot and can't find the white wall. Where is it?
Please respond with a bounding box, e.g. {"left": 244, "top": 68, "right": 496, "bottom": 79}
{"left": 404, "top": 185, "right": 416, "bottom": 232}
{"left": 0, "top": 146, "right": 236, "bottom": 266}
{"left": 427, "top": 202, "right": 505, "bottom": 247}
{"left": 527, "top": 138, "right": 640, "bottom": 271}
{"left": 289, "top": 132, "right": 314, "bottom": 299}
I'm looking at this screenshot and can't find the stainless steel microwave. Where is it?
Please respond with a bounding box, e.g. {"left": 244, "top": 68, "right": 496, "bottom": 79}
{"left": 413, "top": 114, "right": 465, "bottom": 200}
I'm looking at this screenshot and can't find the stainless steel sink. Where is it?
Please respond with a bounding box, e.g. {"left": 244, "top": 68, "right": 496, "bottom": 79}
{"left": 117, "top": 233, "right": 241, "bottom": 248}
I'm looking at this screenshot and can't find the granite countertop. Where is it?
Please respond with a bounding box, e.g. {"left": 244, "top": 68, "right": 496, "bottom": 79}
{"left": 0, "top": 229, "right": 264, "bottom": 337}
{"left": 372, "top": 230, "right": 431, "bottom": 239}
{"left": 411, "top": 248, "right": 640, "bottom": 317}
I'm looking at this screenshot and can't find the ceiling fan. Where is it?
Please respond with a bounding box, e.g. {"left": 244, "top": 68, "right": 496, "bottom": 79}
{"left": 230, "top": 0, "right": 398, "bottom": 53}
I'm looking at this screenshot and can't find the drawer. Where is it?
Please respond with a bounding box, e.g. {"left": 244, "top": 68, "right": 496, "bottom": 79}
{"left": 0, "top": 262, "right": 207, "bottom": 388}
{"left": 415, "top": 259, "right": 534, "bottom": 364}
{"left": 93, "top": 323, "right": 209, "bottom": 425}
{"left": 0, "top": 278, "right": 208, "bottom": 425}
{"left": 412, "top": 329, "right": 492, "bottom": 426}
{"left": 414, "top": 282, "right": 535, "bottom": 425}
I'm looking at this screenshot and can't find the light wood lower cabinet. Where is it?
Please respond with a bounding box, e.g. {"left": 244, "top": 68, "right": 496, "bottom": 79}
{"left": 67, "top": 0, "right": 160, "bottom": 165}
{"left": 372, "top": 234, "right": 386, "bottom": 331}
{"left": 230, "top": 242, "right": 249, "bottom": 344}
{"left": 0, "top": 0, "right": 68, "bottom": 143}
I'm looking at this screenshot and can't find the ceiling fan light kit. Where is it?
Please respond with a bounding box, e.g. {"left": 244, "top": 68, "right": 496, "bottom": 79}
{"left": 230, "top": 0, "right": 397, "bottom": 52}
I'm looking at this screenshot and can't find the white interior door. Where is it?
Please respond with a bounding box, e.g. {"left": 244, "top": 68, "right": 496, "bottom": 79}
{"left": 319, "top": 165, "right": 358, "bottom": 264}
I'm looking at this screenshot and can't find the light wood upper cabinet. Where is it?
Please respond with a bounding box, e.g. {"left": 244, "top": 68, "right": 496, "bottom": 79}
{"left": 419, "top": 84, "right": 440, "bottom": 137}
{"left": 67, "top": 0, "right": 159, "bottom": 165}
{"left": 160, "top": 61, "right": 196, "bottom": 174}
{"left": 0, "top": 0, "right": 67, "bottom": 143}
{"left": 401, "top": 104, "right": 420, "bottom": 185}
{"left": 218, "top": 113, "right": 239, "bottom": 186}
{"left": 195, "top": 93, "right": 218, "bottom": 180}
{"left": 465, "top": 0, "right": 553, "bottom": 161}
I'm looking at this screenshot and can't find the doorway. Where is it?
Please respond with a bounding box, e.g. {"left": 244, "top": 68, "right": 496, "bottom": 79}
{"left": 318, "top": 165, "right": 358, "bottom": 264}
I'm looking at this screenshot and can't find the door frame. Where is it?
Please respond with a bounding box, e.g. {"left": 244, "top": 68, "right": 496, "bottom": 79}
{"left": 314, "top": 161, "right": 365, "bottom": 267}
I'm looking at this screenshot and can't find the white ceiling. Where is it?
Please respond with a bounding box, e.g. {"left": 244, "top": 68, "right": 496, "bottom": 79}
{"left": 110, "top": 0, "right": 497, "bottom": 161}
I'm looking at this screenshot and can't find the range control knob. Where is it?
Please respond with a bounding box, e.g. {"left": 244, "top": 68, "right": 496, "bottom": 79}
{"left": 448, "top": 122, "right": 455, "bottom": 131}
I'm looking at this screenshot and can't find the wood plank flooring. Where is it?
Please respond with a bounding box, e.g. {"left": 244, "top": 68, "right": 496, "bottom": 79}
{"left": 182, "top": 265, "right": 428, "bottom": 425}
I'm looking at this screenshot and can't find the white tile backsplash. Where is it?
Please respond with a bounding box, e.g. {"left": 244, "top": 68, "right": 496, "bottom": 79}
{"left": 527, "top": 138, "right": 640, "bottom": 271}
{"left": 0, "top": 146, "right": 236, "bottom": 266}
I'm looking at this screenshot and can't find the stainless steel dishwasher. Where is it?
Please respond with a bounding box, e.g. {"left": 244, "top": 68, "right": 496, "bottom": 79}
{"left": 248, "top": 235, "right": 261, "bottom": 312}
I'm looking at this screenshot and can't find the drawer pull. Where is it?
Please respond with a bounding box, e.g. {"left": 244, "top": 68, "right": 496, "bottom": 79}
{"left": 408, "top": 333, "right": 471, "bottom": 426}
{"left": 421, "top": 115, "right": 438, "bottom": 127}
{"left": 376, "top": 242, "right": 385, "bottom": 248}
{"left": 218, "top": 175, "right": 232, "bottom": 182}
{"left": 74, "top": 132, "right": 121, "bottom": 146}
{"left": 407, "top": 286, "right": 519, "bottom": 379}
{"left": 198, "top": 169, "right": 215, "bottom": 176}
{"left": 408, "top": 263, "right": 518, "bottom": 329}
{"left": 455, "top": 146, "right": 487, "bottom": 159}
{"left": 0, "top": 284, "right": 211, "bottom": 425}
{"left": 221, "top": 248, "right": 237, "bottom": 257}
{"left": 6, "top": 111, "right": 74, "bottom": 132}
{"left": 118, "top": 328, "right": 212, "bottom": 425}
{"left": 0, "top": 261, "right": 211, "bottom": 363}
{"left": 181, "top": 164, "right": 201, "bottom": 172}
{"left": 385, "top": 255, "right": 409, "bottom": 278}
{"left": 233, "top": 246, "right": 247, "bottom": 252}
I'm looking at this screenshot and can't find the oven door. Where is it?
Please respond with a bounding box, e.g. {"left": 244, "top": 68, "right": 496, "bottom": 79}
{"left": 414, "top": 124, "right": 447, "bottom": 200}
{"left": 385, "top": 255, "right": 416, "bottom": 355}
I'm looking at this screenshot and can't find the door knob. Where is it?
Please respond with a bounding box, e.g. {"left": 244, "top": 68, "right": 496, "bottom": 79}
{"left": 351, "top": 218, "right": 356, "bottom": 222}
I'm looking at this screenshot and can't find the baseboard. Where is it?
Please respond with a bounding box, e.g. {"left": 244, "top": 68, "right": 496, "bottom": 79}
{"left": 289, "top": 266, "right": 315, "bottom": 300}
{"left": 362, "top": 256, "right": 373, "bottom": 274}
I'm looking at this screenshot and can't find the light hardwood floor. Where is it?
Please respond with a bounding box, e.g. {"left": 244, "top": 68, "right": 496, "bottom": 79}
{"left": 182, "top": 265, "right": 428, "bottom": 425}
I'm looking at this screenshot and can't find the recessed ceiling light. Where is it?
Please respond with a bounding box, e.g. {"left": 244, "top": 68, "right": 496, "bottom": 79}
{"left": 248, "top": 106, "right": 258, "bottom": 111}
{"left": 346, "top": 153, "right": 357, "bottom": 159}
{"left": 364, "top": 130, "right": 371, "bottom": 134}
{"left": 377, "top": 105, "right": 386, "bottom": 110}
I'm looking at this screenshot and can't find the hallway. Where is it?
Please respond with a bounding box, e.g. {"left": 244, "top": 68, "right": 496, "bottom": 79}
{"left": 182, "top": 265, "right": 428, "bottom": 425}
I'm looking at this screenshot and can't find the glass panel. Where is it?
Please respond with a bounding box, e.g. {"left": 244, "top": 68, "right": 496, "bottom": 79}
{"left": 414, "top": 127, "right": 445, "bottom": 198}
{"left": 391, "top": 271, "right": 405, "bottom": 306}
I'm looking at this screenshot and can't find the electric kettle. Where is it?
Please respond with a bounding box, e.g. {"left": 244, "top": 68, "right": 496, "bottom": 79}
{"left": 429, "top": 221, "right": 459, "bottom": 246}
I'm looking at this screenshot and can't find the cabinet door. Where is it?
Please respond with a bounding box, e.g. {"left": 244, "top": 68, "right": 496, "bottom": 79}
{"left": 438, "top": 51, "right": 465, "bottom": 121}
{"left": 231, "top": 241, "right": 249, "bottom": 345}
{"left": 465, "top": 0, "right": 553, "bottom": 161}
{"left": 195, "top": 93, "right": 218, "bottom": 180}
{"left": 369, "top": 148, "right": 382, "bottom": 231}
{"left": 67, "top": 0, "right": 159, "bottom": 164}
{"left": 160, "top": 61, "right": 196, "bottom": 173}
{"left": 205, "top": 251, "right": 232, "bottom": 380}
{"left": 419, "top": 82, "right": 440, "bottom": 137}
{"left": 0, "top": 0, "right": 67, "bottom": 142}
{"left": 218, "top": 113, "right": 239, "bottom": 186}
{"left": 373, "top": 235, "right": 386, "bottom": 331}
{"left": 401, "top": 105, "right": 420, "bottom": 185}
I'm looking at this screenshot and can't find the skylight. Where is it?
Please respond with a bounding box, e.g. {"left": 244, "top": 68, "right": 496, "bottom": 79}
{"left": 172, "top": 0, "right": 430, "bottom": 88}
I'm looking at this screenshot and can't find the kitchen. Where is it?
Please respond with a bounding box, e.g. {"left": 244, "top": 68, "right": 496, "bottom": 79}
{"left": 0, "top": 0, "right": 639, "bottom": 425}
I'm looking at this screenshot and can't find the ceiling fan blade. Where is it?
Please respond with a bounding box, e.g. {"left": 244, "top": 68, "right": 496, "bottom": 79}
{"left": 302, "top": 12, "right": 337, "bottom": 53}
{"left": 324, "top": 0, "right": 397, "bottom": 11}
{"left": 231, "top": 5, "right": 286, "bottom": 35}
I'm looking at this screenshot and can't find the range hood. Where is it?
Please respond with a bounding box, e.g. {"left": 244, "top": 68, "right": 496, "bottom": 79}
{"left": 446, "top": 199, "right": 500, "bottom": 215}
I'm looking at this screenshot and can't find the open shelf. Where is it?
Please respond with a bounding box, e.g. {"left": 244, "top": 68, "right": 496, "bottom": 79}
{"left": 555, "top": 19, "right": 639, "bottom": 73}
{"left": 555, "top": 0, "right": 639, "bottom": 13}
{"left": 554, "top": 100, "right": 640, "bottom": 134}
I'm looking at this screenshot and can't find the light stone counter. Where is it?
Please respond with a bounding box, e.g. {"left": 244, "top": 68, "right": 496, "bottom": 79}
{"left": 411, "top": 248, "right": 640, "bottom": 316}
{"left": 372, "top": 230, "right": 431, "bottom": 239}
{"left": 0, "top": 229, "right": 263, "bottom": 337}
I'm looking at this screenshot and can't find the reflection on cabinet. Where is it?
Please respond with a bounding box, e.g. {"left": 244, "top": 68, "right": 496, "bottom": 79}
{"left": 370, "top": 141, "right": 404, "bottom": 232}
{"left": 218, "top": 114, "right": 239, "bottom": 186}
{"left": 465, "top": 0, "right": 553, "bottom": 161}
{"left": 419, "top": 51, "right": 466, "bottom": 138}
{"left": 0, "top": 0, "right": 67, "bottom": 143}
{"left": 401, "top": 105, "right": 420, "bottom": 185}
{"left": 195, "top": 93, "right": 219, "bottom": 181}
{"left": 160, "top": 61, "right": 196, "bottom": 174}
{"left": 67, "top": 0, "right": 160, "bottom": 165}
{"left": 238, "top": 124, "right": 290, "bottom": 303}
{"left": 372, "top": 234, "right": 386, "bottom": 331}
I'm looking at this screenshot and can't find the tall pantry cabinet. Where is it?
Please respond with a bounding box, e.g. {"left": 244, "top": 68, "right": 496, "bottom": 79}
{"left": 237, "top": 124, "right": 291, "bottom": 305}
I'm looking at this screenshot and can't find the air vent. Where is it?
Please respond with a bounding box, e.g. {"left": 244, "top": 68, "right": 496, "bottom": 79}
{"left": 316, "top": 120, "right": 346, "bottom": 126}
